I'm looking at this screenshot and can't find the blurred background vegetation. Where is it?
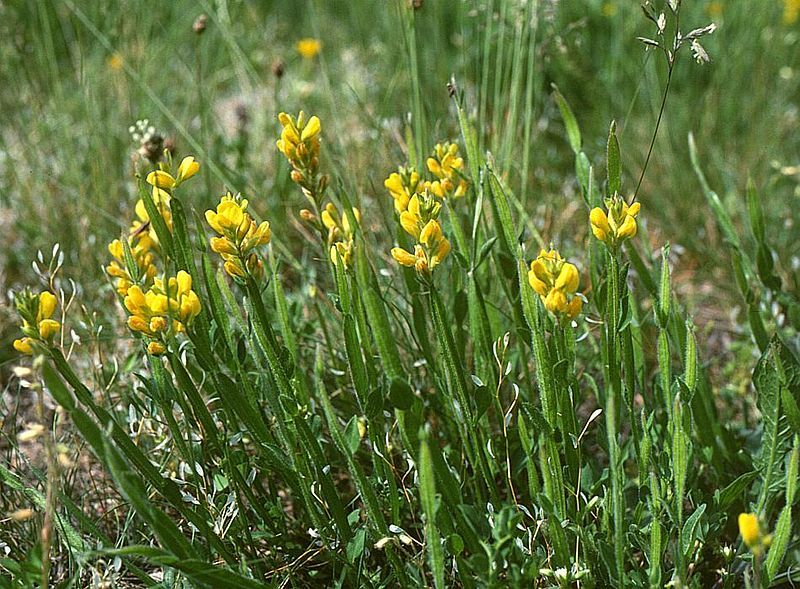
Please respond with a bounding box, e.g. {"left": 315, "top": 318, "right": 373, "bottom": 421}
{"left": 1, "top": 0, "right": 798, "bottom": 379}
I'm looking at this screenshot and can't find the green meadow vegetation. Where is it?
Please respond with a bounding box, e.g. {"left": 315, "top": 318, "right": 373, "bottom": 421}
{"left": 1, "top": 0, "right": 800, "bottom": 587}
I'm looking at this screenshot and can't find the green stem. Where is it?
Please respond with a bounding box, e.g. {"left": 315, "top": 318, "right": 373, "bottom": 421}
{"left": 606, "top": 252, "right": 625, "bottom": 582}
{"left": 429, "top": 283, "right": 499, "bottom": 504}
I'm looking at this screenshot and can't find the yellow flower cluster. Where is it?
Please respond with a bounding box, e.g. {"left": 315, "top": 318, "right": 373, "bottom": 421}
{"left": 384, "top": 167, "right": 421, "bottom": 213}
{"left": 276, "top": 111, "right": 327, "bottom": 201}
{"left": 590, "top": 196, "right": 641, "bottom": 248}
{"left": 391, "top": 193, "right": 451, "bottom": 273}
{"left": 738, "top": 512, "right": 772, "bottom": 556}
{"left": 124, "top": 270, "right": 201, "bottom": 355}
{"left": 322, "top": 202, "right": 360, "bottom": 269}
{"left": 106, "top": 156, "right": 201, "bottom": 294}
{"left": 145, "top": 156, "right": 201, "bottom": 190}
{"left": 425, "top": 142, "right": 468, "bottom": 199}
{"left": 206, "top": 193, "right": 271, "bottom": 280}
{"left": 383, "top": 143, "right": 469, "bottom": 214}
{"left": 528, "top": 249, "right": 583, "bottom": 320}
{"left": 13, "top": 291, "right": 61, "bottom": 355}
{"left": 106, "top": 236, "right": 158, "bottom": 296}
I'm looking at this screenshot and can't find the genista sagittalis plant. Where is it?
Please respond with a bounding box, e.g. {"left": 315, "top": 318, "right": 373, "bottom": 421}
{"left": 5, "top": 3, "right": 800, "bottom": 588}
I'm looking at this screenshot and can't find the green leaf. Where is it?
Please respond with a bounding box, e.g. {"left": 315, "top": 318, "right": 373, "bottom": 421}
{"left": 93, "top": 546, "right": 271, "bottom": 589}
{"left": 42, "top": 361, "right": 75, "bottom": 411}
{"left": 552, "top": 85, "right": 581, "bottom": 154}
{"left": 606, "top": 120, "right": 621, "bottom": 196}
{"left": 714, "top": 471, "right": 757, "bottom": 510}
{"left": 346, "top": 529, "right": 367, "bottom": 564}
{"left": 389, "top": 378, "right": 415, "bottom": 411}
{"left": 681, "top": 503, "right": 706, "bottom": 559}
{"left": 419, "top": 436, "right": 446, "bottom": 589}
{"left": 746, "top": 177, "right": 765, "bottom": 244}
{"left": 344, "top": 416, "right": 361, "bottom": 456}
{"left": 764, "top": 437, "right": 798, "bottom": 582}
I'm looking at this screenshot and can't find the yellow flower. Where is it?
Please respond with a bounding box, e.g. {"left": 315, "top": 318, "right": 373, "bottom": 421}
{"left": 705, "top": 1, "right": 723, "bottom": 18}
{"left": 321, "top": 202, "right": 360, "bottom": 245}
{"left": 123, "top": 270, "right": 201, "bottom": 346}
{"left": 146, "top": 170, "right": 176, "bottom": 189}
{"left": 206, "top": 193, "right": 271, "bottom": 280}
{"left": 528, "top": 249, "right": 583, "bottom": 320}
{"left": 147, "top": 341, "right": 167, "bottom": 356}
{"left": 106, "top": 236, "right": 157, "bottom": 296}
{"left": 13, "top": 338, "right": 33, "bottom": 355}
{"left": 738, "top": 512, "right": 772, "bottom": 555}
{"left": 391, "top": 247, "right": 417, "bottom": 267}
{"left": 330, "top": 240, "right": 354, "bottom": 270}
{"left": 206, "top": 197, "right": 248, "bottom": 235}
{"left": 132, "top": 186, "right": 173, "bottom": 247}
{"left": 384, "top": 167, "right": 421, "bottom": 213}
{"left": 276, "top": 111, "right": 321, "bottom": 163}
{"left": 146, "top": 155, "right": 201, "bottom": 189}
{"left": 590, "top": 196, "right": 641, "bottom": 248}
{"left": 107, "top": 53, "right": 124, "bottom": 71}
{"left": 176, "top": 156, "right": 200, "bottom": 183}
{"left": 425, "top": 142, "right": 468, "bottom": 199}
{"left": 276, "top": 111, "right": 326, "bottom": 201}
{"left": 391, "top": 220, "right": 450, "bottom": 274}
{"left": 296, "top": 38, "right": 322, "bottom": 59}
{"left": 12, "top": 290, "right": 61, "bottom": 355}
{"left": 399, "top": 193, "right": 442, "bottom": 241}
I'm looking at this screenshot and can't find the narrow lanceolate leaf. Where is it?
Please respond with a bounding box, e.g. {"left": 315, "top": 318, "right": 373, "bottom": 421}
{"left": 354, "top": 243, "right": 403, "bottom": 380}
{"left": 764, "top": 436, "right": 799, "bottom": 583}
{"left": 746, "top": 177, "right": 765, "bottom": 244}
{"left": 680, "top": 503, "right": 706, "bottom": 560}
{"left": 315, "top": 348, "right": 388, "bottom": 537}
{"left": 419, "top": 436, "right": 445, "bottom": 589}
{"left": 95, "top": 546, "right": 271, "bottom": 589}
{"left": 754, "top": 338, "right": 799, "bottom": 508}
{"left": 606, "top": 120, "right": 621, "bottom": 196}
{"left": 552, "top": 84, "right": 581, "bottom": 154}
{"left": 486, "top": 165, "right": 520, "bottom": 259}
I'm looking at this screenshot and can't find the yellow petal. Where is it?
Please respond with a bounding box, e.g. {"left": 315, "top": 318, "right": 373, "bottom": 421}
{"left": 38, "top": 319, "right": 60, "bottom": 340}
{"left": 528, "top": 269, "right": 548, "bottom": 297}
{"left": 400, "top": 211, "right": 421, "bottom": 239}
{"left": 38, "top": 291, "right": 57, "bottom": 321}
{"left": 205, "top": 210, "right": 223, "bottom": 234}
{"left": 127, "top": 315, "right": 151, "bottom": 334}
{"left": 589, "top": 207, "right": 611, "bottom": 236}
{"left": 147, "top": 341, "right": 167, "bottom": 356}
{"left": 419, "top": 220, "right": 442, "bottom": 246}
{"left": 176, "top": 156, "right": 200, "bottom": 183}
{"left": 567, "top": 297, "right": 583, "bottom": 320}
{"left": 13, "top": 338, "right": 33, "bottom": 355}
{"left": 617, "top": 215, "right": 638, "bottom": 239}
{"left": 301, "top": 116, "right": 321, "bottom": 141}
{"left": 555, "top": 263, "right": 580, "bottom": 294}
{"left": 738, "top": 513, "right": 760, "bottom": 548}
{"left": 545, "top": 290, "right": 567, "bottom": 314}
{"left": 176, "top": 270, "right": 192, "bottom": 296}
{"left": 431, "top": 238, "right": 450, "bottom": 266}
{"left": 391, "top": 247, "right": 417, "bottom": 267}
{"left": 146, "top": 170, "right": 176, "bottom": 189}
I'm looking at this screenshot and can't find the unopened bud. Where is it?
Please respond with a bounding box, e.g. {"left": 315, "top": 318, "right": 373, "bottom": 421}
{"left": 290, "top": 170, "right": 304, "bottom": 184}
{"left": 299, "top": 209, "right": 316, "bottom": 222}
{"left": 271, "top": 58, "right": 285, "bottom": 78}
{"left": 193, "top": 14, "right": 208, "bottom": 34}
